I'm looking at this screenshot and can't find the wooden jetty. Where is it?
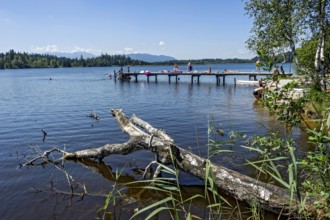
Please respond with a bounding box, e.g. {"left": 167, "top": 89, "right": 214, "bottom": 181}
{"left": 113, "top": 70, "right": 292, "bottom": 85}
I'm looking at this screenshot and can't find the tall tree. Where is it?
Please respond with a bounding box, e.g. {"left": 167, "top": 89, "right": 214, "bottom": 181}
{"left": 306, "top": 0, "right": 329, "bottom": 76}
{"left": 244, "top": 0, "right": 329, "bottom": 80}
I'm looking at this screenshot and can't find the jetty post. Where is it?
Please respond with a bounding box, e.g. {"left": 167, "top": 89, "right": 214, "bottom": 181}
{"left": 168, "top": 74, "right": 178, "bottom": 84}
{"left": 114, "top": 70, "right": 117, "bottom": 82}
{"left": 191, "top": 74, "right": 201, "bottom": 84}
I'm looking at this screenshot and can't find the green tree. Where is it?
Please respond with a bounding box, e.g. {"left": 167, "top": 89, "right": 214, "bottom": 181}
{"left": 244, "top": 0, "right": 329, "bottom": 80}
{"left": 244, "top": 0, "right": 304, "bottom": 68}
{"left": 296, "top": 35, "right": 330, "bottom": 74}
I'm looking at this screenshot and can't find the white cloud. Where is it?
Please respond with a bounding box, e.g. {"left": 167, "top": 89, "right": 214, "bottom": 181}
{"left": 159, "top": 41, "right": 165, "bottom": 49}
{"left": 31, "top": 45, "right": 141, "bottom": 56}
{"left": 123, "top": 47, "right": 134, "bottom": 53}
{"left": 71, "top": 46, "right": 101, "bottom": 54}
{"left": 114, "top": 47, "right": 137, "bottom": 55}
{"left": 32, "top": 44, "right": 58, "bottom": 52}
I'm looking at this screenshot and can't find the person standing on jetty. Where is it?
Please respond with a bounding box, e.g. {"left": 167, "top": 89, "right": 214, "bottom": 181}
{"left": 126, "top": 65, "right": 131, "bottom": 79}
{"left": 269, "top": 64, "right": 279, "bottom": 88}
{"left": 256, "top": 59, "right": 261, "bottom": 72}
{"left": 187, "top": 62, "right": 193, "bottom": 72}
{"left": 119, "top": 66, "right": 123, "bottom": 80}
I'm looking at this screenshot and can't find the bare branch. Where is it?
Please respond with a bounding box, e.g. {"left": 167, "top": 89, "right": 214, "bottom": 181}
{"left": 23, "top": 108, "right": 311, "bottom": 216}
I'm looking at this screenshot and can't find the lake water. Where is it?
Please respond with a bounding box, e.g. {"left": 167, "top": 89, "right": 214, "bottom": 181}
{"left": 0, "top": 63, "right": 305, "bottom": 219}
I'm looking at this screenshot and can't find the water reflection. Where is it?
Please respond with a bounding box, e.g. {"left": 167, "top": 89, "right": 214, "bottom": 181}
{"left": 0, "top": 65, "right": 300, "bottom": 219}
{"left": 72, "top": 158, "right": 284, "bottom": 219}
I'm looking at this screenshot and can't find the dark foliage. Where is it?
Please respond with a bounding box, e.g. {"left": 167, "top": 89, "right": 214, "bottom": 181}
{"left": 0, "top": 50, "right": 148, "bottom": 69}
{"left": 0, "top": 50, "right": 292, "bottom": 70}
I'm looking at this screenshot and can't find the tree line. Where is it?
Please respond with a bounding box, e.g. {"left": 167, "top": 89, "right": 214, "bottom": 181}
{"left": 0, "top": 50, "right": 148, "bottom": 69}
{"left": 0, "top": 49, "right": 293, "bottom": 70}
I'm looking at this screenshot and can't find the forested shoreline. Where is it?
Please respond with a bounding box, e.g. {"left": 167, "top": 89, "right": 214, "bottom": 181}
{"left": 0, "top": 49, "right": 264, "bottom": 70}
{"left": 0, "top": 50, "right": 150, "bottom": 69}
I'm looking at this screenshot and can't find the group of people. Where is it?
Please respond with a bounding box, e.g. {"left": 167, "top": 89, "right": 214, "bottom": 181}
{"left": 174, "top": 63, "right": 193, "bottom": 72}
{"left": 118, "top": 66, "right": 131, "bottom": 80}
{"left": 253, "top": 63, "right": 280, "bottom": 99}
{"left": 173, "top": 62, "right": 212, "bottom": 73}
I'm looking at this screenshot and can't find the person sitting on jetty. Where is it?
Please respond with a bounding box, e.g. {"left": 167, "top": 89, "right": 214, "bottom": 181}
{"left": 208, "top": 66, "right": 212, "bottom": 74}
{"left": 174, "top": 63, "right": 179, "bottom": 72}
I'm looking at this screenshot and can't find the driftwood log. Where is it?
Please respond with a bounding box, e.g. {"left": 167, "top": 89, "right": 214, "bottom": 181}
{"left": 26, "top": 108, "right": 304, "bottom": 216}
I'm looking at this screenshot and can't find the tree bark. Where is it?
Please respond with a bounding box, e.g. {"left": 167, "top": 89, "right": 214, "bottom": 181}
{"left": 27, "top": 109, "right": 308, "bottom": 216}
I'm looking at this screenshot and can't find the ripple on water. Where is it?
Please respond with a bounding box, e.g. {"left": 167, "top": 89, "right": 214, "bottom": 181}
{"left": 0, "top": 65, "right": 303, "bottom": 219}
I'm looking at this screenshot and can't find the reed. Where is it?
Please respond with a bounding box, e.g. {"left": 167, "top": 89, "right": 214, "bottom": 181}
{"left": 124, "top": 119, "right": 236, "bottom": 219}
{"left": 98, "top": 100, "right": 330, "bottom": 219}
{"left": 97, "top": 166, "right": 126, "bottom": 219}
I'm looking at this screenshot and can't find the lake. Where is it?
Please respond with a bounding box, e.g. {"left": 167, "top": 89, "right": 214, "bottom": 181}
{"left": 0, "top": 63, "right": 306, "bottom": 219}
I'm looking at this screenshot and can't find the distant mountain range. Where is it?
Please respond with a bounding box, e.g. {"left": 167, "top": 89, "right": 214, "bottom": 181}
{"left": 46, "top": 52, "right": 176, "bottom": 62}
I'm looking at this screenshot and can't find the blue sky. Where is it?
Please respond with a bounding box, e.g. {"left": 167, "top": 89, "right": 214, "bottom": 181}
{"left": 0, "top": 0, "right": 254, "bottom": 59}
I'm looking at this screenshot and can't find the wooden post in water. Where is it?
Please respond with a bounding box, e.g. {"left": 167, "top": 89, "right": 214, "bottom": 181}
{"left": 249, "top": 74, "right": 257, "bottom": 81}
{"left": 191, "top": 75, "right": 200, "bottom": 84}
{"left": 216, "top": 75, "right": 220, "bottom": 86}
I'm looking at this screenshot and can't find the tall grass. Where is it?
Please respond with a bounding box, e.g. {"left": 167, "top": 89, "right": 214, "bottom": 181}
{"left": 121, "top": 119, "right": 237, "bottom": 219}
{"left": 97, "top": 109, "right": 330, "bottom": 219}
{"left": 97, "top": 166, "right": 126, "bottom": 219}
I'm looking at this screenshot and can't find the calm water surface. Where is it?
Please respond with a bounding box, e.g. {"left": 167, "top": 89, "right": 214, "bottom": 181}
{"left": 0, "top": 64, "right": 305, "bottom": 219}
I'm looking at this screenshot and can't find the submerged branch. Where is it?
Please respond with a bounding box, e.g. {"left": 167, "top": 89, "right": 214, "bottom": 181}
{"left": 24, "top": 108, "right": 310, "bottom": 216}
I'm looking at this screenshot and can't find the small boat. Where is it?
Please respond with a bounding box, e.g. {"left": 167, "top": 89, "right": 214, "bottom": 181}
{"left": 236, "top": 80, "right": 259, "bottom": 86}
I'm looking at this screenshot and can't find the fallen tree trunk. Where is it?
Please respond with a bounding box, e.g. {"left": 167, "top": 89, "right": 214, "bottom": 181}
{"left": 26, "top": 109, "right": 306, "bottom": 216}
